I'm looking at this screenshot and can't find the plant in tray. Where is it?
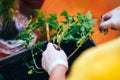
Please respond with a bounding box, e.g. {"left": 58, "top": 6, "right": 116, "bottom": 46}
{"left": 15, "top": 10, "right": 97, "bottom": 74}
{"left": 0, "top": 0, "right": 97, "bottom": 72}
{"left": 0, "top": 1, "right": 97, "bottom": 79}
{"left": 54, "top": 10, "right": 97, "bottom": 59}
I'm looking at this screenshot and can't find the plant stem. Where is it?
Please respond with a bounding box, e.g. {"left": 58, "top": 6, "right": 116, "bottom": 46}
{"left": 67, "top": 37, "right": 89, "bottom": 60}
{"left": 31, "top": 50, "right": 41, "bottom": 69}
{"left": 67, "top": 44, "right": 82, "bottom": 60}
{"left": 46, "top": 23, "right": 50, "bottom": 43}
{"left": 35, "top": 71, "right": 46, "bottom": 74}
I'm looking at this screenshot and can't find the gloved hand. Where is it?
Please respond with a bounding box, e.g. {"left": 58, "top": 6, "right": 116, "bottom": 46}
{"left": 42, "top": 43, "right": 68, "bottom": 75}
{"left": 100, "top": 6, "right": 120, "bottom": 34}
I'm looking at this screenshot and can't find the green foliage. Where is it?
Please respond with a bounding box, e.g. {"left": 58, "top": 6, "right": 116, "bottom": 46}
{"left": 61, "top": 10, "right": 68, "bottom": 17}
{"left": 15, "top": 10, "right": 97, "bottom": 74}
{"left": 0, "top": 0, "right": 14, "bottom": 18}
{"left": 16, "top": 10, "right": 59, "bottom": 46}
{"left": 31, "top": 42, "right": 44, "bottom": 51}
{"left": 54, "top": 10, "right": 97, "bottom": 48}
{"left": 16, "top": 31, "right": 33, "bottom": 46}
{"left": 15, "top": 10, "right": 45, "bottom": 46}
{"left": 17, "top": 10, "right": 97, "bottom": 57}
{"left": 85, "top": 11, "right": 92, "bottom": 19}
{"left": 53, "top": 10, "right": 97, "bottom": 58}
{"left": 0, "top": 0, "right": 15, "bottom": 40}
{"left": 33, "top": 9, "right": 41, "bottom": 15}
{"left": 47, "top": 14, "right": 59, "bottom": 30}
{"left": 0, "top": 0, "right": 97, "bottom": 75}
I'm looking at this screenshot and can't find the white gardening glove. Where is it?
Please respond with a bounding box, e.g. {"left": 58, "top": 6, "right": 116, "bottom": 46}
{"left": 42, "top": 43, "right": 68, "bottom": 75}
{"left": 100, "top": 6, "right": 120, "bottom": 34}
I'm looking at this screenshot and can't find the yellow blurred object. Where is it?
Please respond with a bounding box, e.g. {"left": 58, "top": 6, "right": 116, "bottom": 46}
{"left": 67, "top": 37, "right": 120, "bottom": 80}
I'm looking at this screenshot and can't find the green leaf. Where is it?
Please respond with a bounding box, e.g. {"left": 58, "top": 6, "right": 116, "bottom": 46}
{"left": 34, "top": 9, "right": 41, "bottom": 14}
{"left": 61, "top": 10, "right": 68, "bottom": 17}
{"left": 62, "top": 21, "right": 67, "bottom": 25}
{"left": 63, "top": 34, "right": 74, "bottom": 40}
{"left": 47, "top": 14, "right": 59, "bottom": 30}
{"left": 80, "top": 26, "right": 85, "bottom": 31}
{"left": 77, "top": 13, "right": 84, "bottom": 23}
{"left": 76, "top": 36, "right": 86, "bottom": 46}
{"left": 85, "top": 11, "right": 92, "bottom": 19}
{"left": 32, "top": 42, "right": 44, "bottom": 50}
{"left": 67, "top": 16, "right": 74, "bottom": 23}
{"left": 89, "top": 19, "right": 97, "bottom": 24}
{"left": 28, "top": 70, "right": 33, "bottom": 75}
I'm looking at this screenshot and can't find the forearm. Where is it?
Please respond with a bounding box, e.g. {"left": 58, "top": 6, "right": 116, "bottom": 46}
{"left": 42, "top": 43, "right": 68, "bottom": 80}
{"left": 49, "top": 65, "right": 67, "bottom": 80}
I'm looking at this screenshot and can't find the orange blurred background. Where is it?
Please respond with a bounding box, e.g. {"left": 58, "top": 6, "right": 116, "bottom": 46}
{"left": 40, "top": 0, "right": 120, "bottom": 44}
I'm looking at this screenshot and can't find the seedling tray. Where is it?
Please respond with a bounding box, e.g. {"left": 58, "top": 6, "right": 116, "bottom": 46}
{"left": 0, "top": 38, "right": 95, "bottom": 80}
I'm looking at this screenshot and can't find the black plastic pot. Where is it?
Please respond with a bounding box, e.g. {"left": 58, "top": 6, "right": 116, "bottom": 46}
{"left": 0, "top": 38, "right": 95, "bottom": 80}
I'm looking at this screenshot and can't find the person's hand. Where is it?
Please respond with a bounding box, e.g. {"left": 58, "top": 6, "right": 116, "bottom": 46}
{"left": 42, "top": 43, "right": 68, "bottom": 75}
{"left": 100, "top": 6, "right": 120, "bottom": 34}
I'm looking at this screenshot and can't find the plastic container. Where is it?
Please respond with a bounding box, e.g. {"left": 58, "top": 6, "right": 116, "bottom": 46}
{"left": 0, "top": 38, "right": 95, "bottom": 80}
